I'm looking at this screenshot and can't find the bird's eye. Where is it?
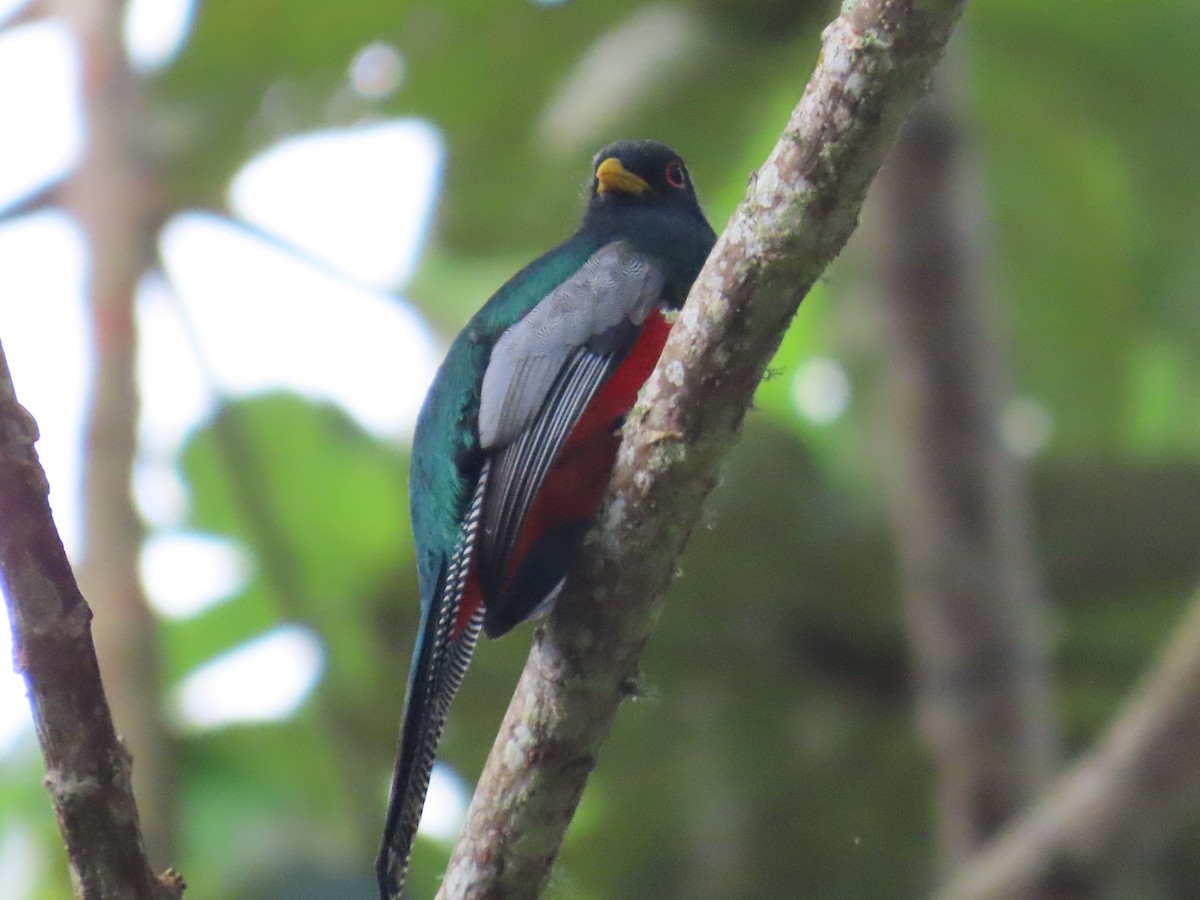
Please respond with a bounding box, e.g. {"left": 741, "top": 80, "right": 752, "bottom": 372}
{"left": 665, "top": 160, "right": 688, "bottom": 190}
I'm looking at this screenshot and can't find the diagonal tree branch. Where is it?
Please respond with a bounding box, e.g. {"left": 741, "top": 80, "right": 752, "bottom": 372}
{"left": 938, "top": 580, "right": 1200, "bottom": 900}
{"left": 0, "top": 339, "right": 184, "bottom": 900}
{"left": 438, "top": 2, "right": 967, "bottom": 897}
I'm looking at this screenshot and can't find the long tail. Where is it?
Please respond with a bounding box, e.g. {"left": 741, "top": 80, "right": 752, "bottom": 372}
{"left": 377, "top": 471, "right": 487, "bottom": 900}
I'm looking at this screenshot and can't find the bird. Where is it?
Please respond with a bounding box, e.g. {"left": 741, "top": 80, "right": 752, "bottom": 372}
{"left": 376, "top": 139, "right": 716, "bottom": 899}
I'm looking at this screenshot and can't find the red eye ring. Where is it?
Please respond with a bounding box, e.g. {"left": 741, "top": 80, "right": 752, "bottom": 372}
{"left": 665, "top": 160, "right": 687, "bottom": 190}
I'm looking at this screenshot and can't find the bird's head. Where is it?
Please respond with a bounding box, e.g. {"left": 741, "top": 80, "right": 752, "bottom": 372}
{"left": 586, "top": 139, "right": 703, "bottom": 217}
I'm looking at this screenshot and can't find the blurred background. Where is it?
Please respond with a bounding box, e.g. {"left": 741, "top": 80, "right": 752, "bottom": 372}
{"left": 2, "top": 0, "right": 1199, "bottom": 897}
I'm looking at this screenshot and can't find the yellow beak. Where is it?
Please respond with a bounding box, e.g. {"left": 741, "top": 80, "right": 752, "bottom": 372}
{"left": 595, "top": 157, "right": 650, "bottom": 196}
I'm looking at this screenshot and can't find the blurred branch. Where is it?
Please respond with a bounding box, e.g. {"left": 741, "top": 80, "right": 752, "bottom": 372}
{"left": 0, "top": 339, "right": 184, "bottom": 900}
{"left": 438, "top": 1, "right": 967, "bottom": 897}
{"left": 159, "top": 271, "right": 399, "bottom": 855}
{"left": 217, "top": 210, "right": 406, "bottom": 305}
{"left": 938, "top": 580, "right": 1200, "bottom": 900}
{"left": 42, "top": 0, "right": 178, "bottom": 863}
{"left": 0, "top": 181, "right": 57, "bottom": 221}
{"left": 2, "top": 2, "right": 43, "bottom": 28}
{"left": 866, "top": 62, "right": 1057, "bottom": 867}
{"left": 213, "top": 403, "right": 383, "bottom": 848}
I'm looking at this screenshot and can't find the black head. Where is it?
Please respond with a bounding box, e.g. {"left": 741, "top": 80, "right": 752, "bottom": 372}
{"left": 581, "top": 139, "right": 716, "bottom": 305}
{"left": 586, "top": 139, "right": 703, "bottom": 217}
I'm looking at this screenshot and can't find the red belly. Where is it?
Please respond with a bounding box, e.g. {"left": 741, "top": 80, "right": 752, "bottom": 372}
{"left": 453, "top": 309, "right": 673, "bottom": 637}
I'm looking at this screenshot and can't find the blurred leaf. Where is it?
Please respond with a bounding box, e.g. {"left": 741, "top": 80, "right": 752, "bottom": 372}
{"left": 1125, "top": 341, "right": 1200, "bottom": 455}
{"left": 179, "top": 392, "right": 409, "bottom": 617}
{"left": 179, "top": 719, "right": 344, "bottom": 896}
{"left": 968, "top": 0, "right": 1200, "bottom": 452}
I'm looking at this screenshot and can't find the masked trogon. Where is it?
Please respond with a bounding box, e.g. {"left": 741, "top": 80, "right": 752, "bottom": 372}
{"left": 377, "top": 139, "right": 716, "bottom": 898}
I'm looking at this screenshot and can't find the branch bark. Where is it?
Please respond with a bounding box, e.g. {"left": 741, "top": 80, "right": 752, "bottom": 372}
{"left": 438, "top": 2, "right": 967, "bottom": 897}
{"left": 938, "top": 581, "right": 1200, "bottom": 900}
{"left": 0, "top": 340, "right": 183, "bottom": 900}
{"left": 866, "top": 62, "right": 1058, "bottom": 868}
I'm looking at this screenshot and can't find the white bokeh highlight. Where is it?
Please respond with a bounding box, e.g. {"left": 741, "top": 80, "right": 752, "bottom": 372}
{"left": 123, "top": 0, "right": 196, "bottom": 73}
{"left": 140, "top": 532, "right": 252, "bottom": 620}
{"left": 158, "top": 210, "right": 440, "bottom": 439}
{"left": 0, "top": 210, "right": 90, "bottom": 555}
{"left": 0, "top": 20, "right": 82, "bottom": 211}
{"left": 0, "top": 825, "right": 42, "bottom": 900}
{"left": 174, "top": 625, "right": 324, "bottom": 730}
{"left": 420, "top": 763, "right": 469, "bottom": 841}
{"left": 0, "top": 622, "right": 31, "bottom": 756}
{"left": 350, "top": 41, "right": 405, "bottom": 100}
{"left": 999, "top": 396, "right": 1053, "bottom": 459}
{"left": 791, "top": 356, "right": 851, "bottom": 424}
{"left": 229, "top": 121, "right": 442, "bottom": 289}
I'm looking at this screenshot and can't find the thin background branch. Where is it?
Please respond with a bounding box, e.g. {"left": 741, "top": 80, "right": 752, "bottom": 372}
{"left": 163, "top": 278, "right": 393, "bottom": 855}
{"left": 438, "top": 1, "right": 969, "bottom": 897}
{"left": 938, "top": 581, "right": 1200, "bottom": 899}
{"left": 867, "top": 60, "right": 1058, "bottom": 867}
{"left": 40, "top": 0, "right": 179, "bottom": 863}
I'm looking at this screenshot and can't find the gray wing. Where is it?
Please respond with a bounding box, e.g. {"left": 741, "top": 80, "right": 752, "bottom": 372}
{"left": 478, "top": 241, "right": 665, "bottom": 449}
{"left": 475, "top": 241, "right": 666, "bottom": 605}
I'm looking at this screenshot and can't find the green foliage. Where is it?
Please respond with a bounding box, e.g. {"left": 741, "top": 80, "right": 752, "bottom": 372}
{"left": 170, "top": 394, "right": 410, "bottom": 685}
{"left": 163, "top": 395, "right": 419, "bottom": 894}
{"left": 968, "top": 0, "right": 1200, "bottom": 453}
{"left": 155, "top": 0, "right": 822, "bottom": 251}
